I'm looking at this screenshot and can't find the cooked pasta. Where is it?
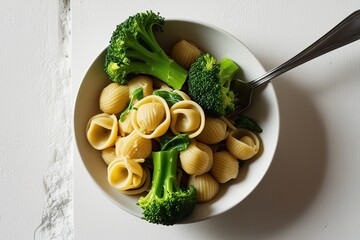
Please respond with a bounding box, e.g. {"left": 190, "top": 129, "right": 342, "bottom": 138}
{"left": 226, "top": 129, "right": 260, "bottom": 160}
{"left": 170, "top": 100, "right": 205, "bottom": 138}
{"left": 171, "top": 39, "right": 203, "bottom": 69}
{"left": 128, "top": 75, "right": 153, "bottom": 97}
{"left": 210, "top": 151, "right": 239, "bottom": 183}
{"left": 137, "top": 102, "right": 165, "bottom": 131}
{"left": 188, "top": 173, "right": 219, "bottom": 202}
{"left": 118, "top": 111, "right": 134, "bottom": 137}
{"left": 107, "top": 157, "right": 146, "bottom": 191}
{"left": 114, "top": 136, "right": 125, "bottom": 155}
{"left": 122, "top": 167, "right": 151, "bottom": 195}
{"left": 196, "top": 117, "right": 228, "bottom": 144}
{"left": 115, "top": 131, "right": 152, "bottom": 159}
{"left": 101, "top": 147, "right": 117, "bottom": 165}
{"left": 179, "top": 140, "right": 213, "bottom": 175}
{"left": 99, "top": 83, "right": 129, "bottom": 114}
{"left": 86, "top": 113, "right": 118, "bottom": 150}
{"left": 131, "top": 95, "right": 171, "bottom": 139}
{"left": 85, "top": 36, "right": 265, "bottom": 205}
{"left": 220, "top": 116, "right": 237, "bottom": 131}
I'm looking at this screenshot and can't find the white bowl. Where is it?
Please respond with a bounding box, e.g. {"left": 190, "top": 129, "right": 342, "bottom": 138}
{"left": 74, "top": 19, "right": 280, "bottom": 224}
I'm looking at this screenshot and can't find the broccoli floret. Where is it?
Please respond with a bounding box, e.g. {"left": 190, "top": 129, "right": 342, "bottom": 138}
{"left": 137, "top": 134, "right": 196, "bottom": 225}
{"left": 187, "top": 53, "right": 240, "bottom": 116}
{"left": 104, "top": 11, "right": 188, "bottom": 90}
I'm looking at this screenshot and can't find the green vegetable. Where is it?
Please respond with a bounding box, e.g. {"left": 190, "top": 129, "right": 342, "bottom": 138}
{"left": 153, "top": 90, "right": 183, "bottom": 106}
{"left": 187, "top": 53, "right": 240, "bottom": 117}
{"left": 119, "top": 87, "right": 143, "bottom": 122}
{"left": 159, "top": 133, "right": 190, "bottom": 151}
{"left": 234, "top": 115, "right": 263, "bottom": 133}
{"left": 104, "top": 11, "right": 188, "bottom": 90}
{"left": 137, "top": 134, "right": 196, "bottom": 225}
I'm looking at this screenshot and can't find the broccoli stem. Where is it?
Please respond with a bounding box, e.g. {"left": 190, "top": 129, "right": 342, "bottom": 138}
{"left": 153, "top": 60, "right": 188, "bottom": 90}
{"left": 127, "top": 24, "right": 188, "bottom": 90}
{"left": 152, "top": 150, "right": 179, "bottom": 198}
{"left": 138, "top": 146, "right": 196, "bottom": 225}
{"left": 136, "top": 20, "right": 189, "bottom": 90}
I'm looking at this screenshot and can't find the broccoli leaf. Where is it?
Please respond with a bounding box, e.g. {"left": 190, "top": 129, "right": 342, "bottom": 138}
{"left": 234, "top": 115, "right": 263, "bottom": 133}
{"left": 160, "top": 134, "right": 190, "bottom": 151}
{"left": 153, "top": 90, "right": 184, "bottom": 106}
{"left": 119, "top": 87, "right": 143, "bottom": 122}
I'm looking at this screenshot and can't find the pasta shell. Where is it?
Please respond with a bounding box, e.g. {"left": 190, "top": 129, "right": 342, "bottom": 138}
{"left": 173, "top": 108, "right": 200, "bottom": 132}
{"left": 116, "top": 131, "right": 152, "bottom": 159}
{"left": 210, "top": 151, "right": 239, "bottom": 183}
{"left": 107, "top": 157, "right": 144, "bottom": 191}
{"left": 171, "top": 39, "right": 203, "bottom": 69}
{"left": 118, "top": 111, "right": 134, "bottom": 137}
{"left": 99, "top": 83, "right": 129, "bottom": 114}
{"left": 128, "top": 75, "right": 153, "bottom": 97}
{"left": 114, "top": 136, "right": 125, "bottom": 156}
{"left": 179, "top": 140, "right": 213, "bottom": 175}
{"left": 86, "top": 113, "right": 118, "bottom": 150}
{"left": 101, "top": 147, "right": 117, "bottom": 165}
{"left": 131, "top": 95, "right": 171, "bottom": 139}
{"left": 170, "top": 100, "right": 205, "bottom": 138}
{"left": 122, "top": 167, "right": 151, "bottom": 195}
{"left": 107, "top": 158, "right": 134, "bottom": 191}
{"left": 188, "top": 173, "right": 219, "bottom": 203}
{"left": 136, "top": 102, "right": 165, "bottom": 133}
{"left": 226, "top": 129, "right": 260, "bottom": 160}
{"left": 196, "top": 117, "right": 227, "bottom": 144}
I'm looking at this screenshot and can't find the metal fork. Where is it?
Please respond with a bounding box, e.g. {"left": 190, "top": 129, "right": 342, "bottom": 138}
{"left": 229, "top": 9, "right": 360, "bottom": 118}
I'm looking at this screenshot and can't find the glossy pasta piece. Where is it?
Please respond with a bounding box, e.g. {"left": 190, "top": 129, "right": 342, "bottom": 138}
{"left": 137, "top": 102, "right": 165, "bottom": 132}
{"left": 188, "top": 173, "right": 219, "bottom": 203}
{"left": 101, "top": 147, "right": 117, "bottom": 165}
{"left": 131, "top": 95, "right": 171, "bottom": 139}
{"left": 196, "top": 117, "right": 228, "bottom": 144}
{"left": 226, "top": 129, "right": 260, "bottom": 160}
{"left": 210, "top": 151, "right": 239, "bottom": 183}
{"left": 99, "top": 83, "right": 129, "bottom": 114}
{"left": 122, "top": 167, "right": 151, "bottom": 195}
{"left": 114, "top": 136, "right": 125, "bottom": 155}
{"left": 115, "top": 131, "right": 152, "bottom": 159}
{"left": 107, "top": 157, "right": 145, "bottom": 191}
{"left": 118, "top": 111, "right": 134, "bottom": 137}
{"left": 86, "top": 113, "right": 118, "bottom": 150}
{"left": 171, "top": 39, "right": 203, "bottom": 69}
{"left": 179, "top": 140, "right": 213, "bottom": 175}
{"left": 128, "top": 75, "right": 153, "bottom": 97}
{"left": 170, "top": 100, "right": 205, "bottom": 138}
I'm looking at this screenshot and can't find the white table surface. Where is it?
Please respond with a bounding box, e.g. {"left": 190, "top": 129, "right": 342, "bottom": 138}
{"left": 1, "top": 0, "right": 360, "bottom": 239}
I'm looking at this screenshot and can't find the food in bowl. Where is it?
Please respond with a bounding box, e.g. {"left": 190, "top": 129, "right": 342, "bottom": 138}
{"left": 75, "top": 10, "right": 279, "bottom": 226}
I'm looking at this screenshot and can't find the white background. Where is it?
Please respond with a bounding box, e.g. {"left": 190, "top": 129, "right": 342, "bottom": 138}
{"left": 1, "top": 0, "right": 360, "bottom": 239}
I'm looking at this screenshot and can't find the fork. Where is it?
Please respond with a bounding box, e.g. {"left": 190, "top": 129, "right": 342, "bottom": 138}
{"left": 229, "top": 9, "right": 360, "bottom": 118}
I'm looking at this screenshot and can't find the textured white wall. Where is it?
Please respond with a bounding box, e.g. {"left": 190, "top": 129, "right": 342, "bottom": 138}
{"left": 0, "top": 0, "right": 72, "bottom": 239}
